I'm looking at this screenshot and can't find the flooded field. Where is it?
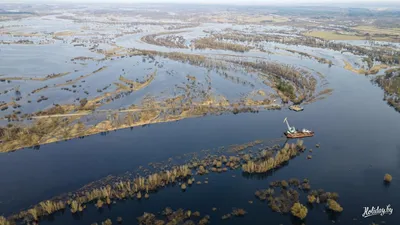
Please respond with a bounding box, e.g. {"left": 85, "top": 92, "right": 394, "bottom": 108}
{"left": 0, "top": 3, "right": 399, "bottom": 225}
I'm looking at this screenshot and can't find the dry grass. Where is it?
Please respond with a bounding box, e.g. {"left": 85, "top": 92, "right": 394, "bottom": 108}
{"left": 117, "top": 70, "right": 157, "bottom": 91}
{"left": 343, "top": 61, "right": 367, "bottom": 74}
{"left": 344, "top": 60, "right": 389, "bottom": 75}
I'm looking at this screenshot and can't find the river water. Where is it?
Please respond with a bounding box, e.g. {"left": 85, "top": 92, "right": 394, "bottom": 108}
{"left": 1, "top": 16, "right": 399, "bottom": 225}
{"left": 0, "top": 62, "right": 399, "bottom": 224}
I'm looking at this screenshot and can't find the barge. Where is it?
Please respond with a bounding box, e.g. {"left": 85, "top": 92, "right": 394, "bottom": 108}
{"left": 283, "top": 117, "right": 314, "bottom": 139}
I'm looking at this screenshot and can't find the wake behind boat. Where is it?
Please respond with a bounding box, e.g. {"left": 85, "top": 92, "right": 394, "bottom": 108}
{"left": 283, "top": 117, "right": 314, "bottom": 138}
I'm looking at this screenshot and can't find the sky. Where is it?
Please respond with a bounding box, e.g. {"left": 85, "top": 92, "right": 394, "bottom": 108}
{"left": 2, "top": 0, "right": 400, "bottom": 4}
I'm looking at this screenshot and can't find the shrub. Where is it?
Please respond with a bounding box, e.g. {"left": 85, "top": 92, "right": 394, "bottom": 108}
{"left": 288, "top": 178, "right": 300, "bottom": 186}
{"left": 39, "top": 200, "right": 65, "bottom": 215}
{"left": 96, "top": 199, "right": 104, "bottom": 208}
{"left": 301, "top": 180, "right": 311, "bottom": 191}
{"left": 231, "top": 208, "right": 246, "bottom": 217}
{"left": 327, "top": 199, "right": 343, "bottom": 212}
{"left": 291, "top": 203, "right": 307, "bottom": 220}
{"left": 80, "top": 98, "right": 88, "bottom": 107}
{"left": 384, "top": 174, "right": 392, "bottom": 183}
{"left": 70, "top": 200, "right": 83, "bottom": 213}
{"left": 28, "top": 208, "right": 38, "bottom": 221}
{"left": 181, "top": 183, "right": 187, "bottom": 190}
{"left": 232, "top": 108, "right": 239, "bottom": 114}
{"left": 276, "top": 79, "right": 295, "bottom": 99}
{"left": 281, "top": 180, "right": 289, "bottom": 188}
{"left": 307, "top": 195, "right": 316, "bottom": 203}
{"left": 221, "top": 214, "right": 231, "bottom": 220}
{"left": 102, "top": 219, "right": 112, "bottom": 225}
{"left": 0, "top": 216, "right": 11, "bottom": 225}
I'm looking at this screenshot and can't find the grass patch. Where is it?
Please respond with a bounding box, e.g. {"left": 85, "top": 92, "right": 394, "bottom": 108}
{"left": 354, "top": 26, "right": 400, "bottom": 36}
{"left": 304, "top": 31, "right": 366, "bottom": 40}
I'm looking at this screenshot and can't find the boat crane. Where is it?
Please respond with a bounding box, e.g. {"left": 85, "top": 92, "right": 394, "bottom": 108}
{"left": 283, "top": 117, "right": 314, "bottom": 138}
{"left": 283, "top": 117, "right": 296, "bottom": 134}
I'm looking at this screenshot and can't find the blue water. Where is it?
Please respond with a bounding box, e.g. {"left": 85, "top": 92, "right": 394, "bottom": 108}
{"left": 0, "top": 63, "right": 399, "bottom": 224}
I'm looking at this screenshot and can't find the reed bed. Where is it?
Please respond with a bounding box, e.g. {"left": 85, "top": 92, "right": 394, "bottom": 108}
{"left": 137, "top": 208, "right": 208, "bottom": 225}
{"left": 242, "top": 140, "right": 305, "bottom": 173}
{"left": 9, "top": 165, "right": 192, "bottom": 223}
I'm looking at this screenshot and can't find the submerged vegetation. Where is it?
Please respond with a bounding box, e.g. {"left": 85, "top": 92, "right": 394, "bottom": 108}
{"left": 137, "top": 208, "right": 209, "bottom": 225}
{"left": 376, "top": 68, "right": 400, "bottom": 112}
{"left": 0, "top": 49, "right": 320, "bottom": 153}
{"left": 255, "top": 178, "right": 343, "bottom": 220}
{"left": 0, "top": 217, "right": 11, "bottom": 225}
{"left": 141, "top": 31, "right": 187, "bottom": 49}
{"left": 193, "top": 37, "right": 251, "bottom": 52}
{"left": 3, "top": 140, "right": 308, "bottom": 224}
{"left": 2, "top": 4, "right": 400, "bottom": 225}
{"left": 242, "top": 141, "right": 305, "bottom": 173}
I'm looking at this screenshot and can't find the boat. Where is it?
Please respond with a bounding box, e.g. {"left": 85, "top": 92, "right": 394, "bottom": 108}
{"left": 289, "top": 105, "right": 304, "bottom": 112}
{"left": 283, "top": 118, "right": 314, "bottom": 139}
{"left": 285, "top": 130, "right": 315, "bottom": 138}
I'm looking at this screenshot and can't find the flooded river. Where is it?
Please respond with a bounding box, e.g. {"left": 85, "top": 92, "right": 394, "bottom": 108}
{"left": 0, "top": 13, "right": 399, "bottom": 225}
{"left": 1, "top": 64, "right": 399, "bottom": 224}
